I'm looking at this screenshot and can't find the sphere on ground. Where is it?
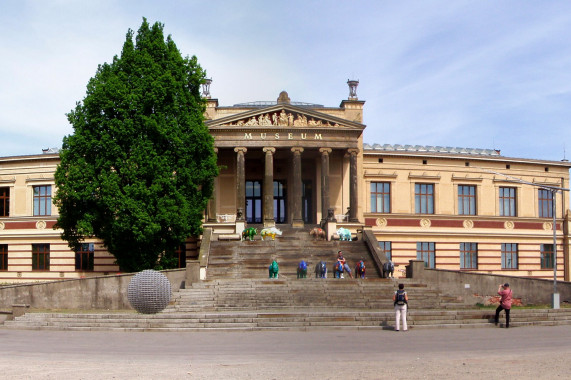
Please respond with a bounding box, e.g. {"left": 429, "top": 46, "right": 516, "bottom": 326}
{"left": 127, "top": 270, "right": 172, "bottom": 314}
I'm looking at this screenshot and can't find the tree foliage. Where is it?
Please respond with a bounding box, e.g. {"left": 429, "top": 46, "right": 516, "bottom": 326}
{"left": 54, "top": 19, "right": 218, "bottom": 272}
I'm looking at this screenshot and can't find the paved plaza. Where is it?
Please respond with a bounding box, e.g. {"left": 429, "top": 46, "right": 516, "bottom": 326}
{"left": 0, "top": 325, "right": 570, "bottom": 379}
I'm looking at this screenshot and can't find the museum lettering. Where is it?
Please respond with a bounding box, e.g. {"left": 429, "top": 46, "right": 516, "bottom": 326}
{"left": 243, "top": 132, "right": 323, "bottom": 140}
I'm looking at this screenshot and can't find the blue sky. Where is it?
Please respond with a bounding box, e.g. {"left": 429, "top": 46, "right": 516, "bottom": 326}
{"left": 1, "top": 1, "right": 571, "bottom": 160}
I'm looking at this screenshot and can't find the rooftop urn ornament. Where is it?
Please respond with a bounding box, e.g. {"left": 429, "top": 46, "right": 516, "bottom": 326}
{"left": 202, "top": 78, "right": 212, "bottom": 98}
{"left": 277, "top": 91, "right": 291, "bottom": 104}
{"left": 127, "top": 269, "right": 172, "bottom": 314}
{"left": 347, "top": 79, "right": 359, "bottom": 100}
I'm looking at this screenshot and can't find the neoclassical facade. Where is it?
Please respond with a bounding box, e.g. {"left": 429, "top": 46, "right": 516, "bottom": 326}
{"left": 0, "top": 83, "right": 570, "bottom": 283}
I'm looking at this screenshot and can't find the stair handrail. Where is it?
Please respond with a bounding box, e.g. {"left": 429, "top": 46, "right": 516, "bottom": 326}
{"left": 362, "top": 228, "right": 388, "bottom": 276}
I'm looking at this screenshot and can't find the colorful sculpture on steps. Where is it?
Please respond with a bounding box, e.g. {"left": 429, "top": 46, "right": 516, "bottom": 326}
{"left": 336, "top": 227, "right": 352, "bottom": 241}
{"left": 309, "top": 227, "right": 326, "bottom": 240}
{"left": 241, "top": 227, "right": 258, "bottom": 241}
{"left": 260, "top": 227, "right": 282, "bottom": 240}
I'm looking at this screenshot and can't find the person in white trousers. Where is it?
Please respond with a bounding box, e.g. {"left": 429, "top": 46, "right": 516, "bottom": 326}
{"left": 393, "top": 283, "right": 409, "bottom": 331}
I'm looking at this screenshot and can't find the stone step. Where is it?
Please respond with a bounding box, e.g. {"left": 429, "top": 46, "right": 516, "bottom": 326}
{"left": 5, "top": 309, "right": 571, "bottom": 331}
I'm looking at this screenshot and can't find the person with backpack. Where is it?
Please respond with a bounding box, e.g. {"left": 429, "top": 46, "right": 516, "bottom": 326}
{"left": 297, "top": 260, "right": 308, "bottom": 278}
{"left": 268, "top": 260, "right": 279, "bottom": 279}
{"left": 393, "top": 283, "right": 408, "bottom": 331}
{"left": 495, "top": 283, "right": 513, "bottom": 328}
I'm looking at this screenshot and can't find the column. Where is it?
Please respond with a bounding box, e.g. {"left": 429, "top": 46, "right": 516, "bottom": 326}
{"left": 348, "top": 148, "right": 359, "bottom": 222}
{"left": 207, "top": 148, "right": 218, "bottom": 222}
{"left": 234, "top": 147, "right": 247, "bottom": 221}
{"left": 291, "top": 147, "right": 304, "bottom": 227}
{"left": 263, "top": 147, "right": 276, "bottom": 227}
{"left": 319, "top": 148, "right": 332, "bottom": 223}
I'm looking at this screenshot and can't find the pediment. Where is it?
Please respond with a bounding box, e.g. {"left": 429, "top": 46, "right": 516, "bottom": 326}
{"left": 206, "top": 104, "right": 365, "bottom": 130}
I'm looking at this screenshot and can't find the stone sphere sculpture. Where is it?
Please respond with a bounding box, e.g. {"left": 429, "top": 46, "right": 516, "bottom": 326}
{"left": 127, "top": 269, "right": 172, "bottom": 314}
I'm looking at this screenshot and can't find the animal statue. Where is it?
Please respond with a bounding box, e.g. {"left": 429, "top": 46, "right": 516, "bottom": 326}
{"left": 334, "top": 260, "right": 345, "bottom": 278}
{"left": 297, "top": 260, "right": 308, "bottom": 279}
{"left": 241, "top": 227, "right": 258, "bottom": 241}
{"left": 383, "top": 260, "right": 395, "bottom": 278}
{"left": 336, "top": 227, "right": 352, "bottom": 241}
{"left": 309, "top": 227, "right": 326, "bottom": 240}
{"left": 355, "top": 260, "right": 366, "bottom": 279}
{"left": 315, "top": 261, "right": 327, "bottom": 278}
{"left": 269, "top": 260, "right": 279, "bottom": 278}
{"left": 260, "top": 227, "right": 283, "bottom": 240}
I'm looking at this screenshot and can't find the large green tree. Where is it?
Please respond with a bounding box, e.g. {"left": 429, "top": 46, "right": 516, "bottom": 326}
{"left": 54, "top": 19, "right": 218, "bottom": 272}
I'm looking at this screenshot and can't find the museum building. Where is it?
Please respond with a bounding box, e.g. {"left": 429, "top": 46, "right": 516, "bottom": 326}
{"left": 0, "top": 81, "right": 570, "bottom": 283}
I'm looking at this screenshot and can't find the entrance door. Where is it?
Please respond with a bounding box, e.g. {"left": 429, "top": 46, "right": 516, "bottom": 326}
{"left": 246, "top": 180, "right": 262, "bottom": 223}
{"left": 274, "top": 180, "right": 287, "bottom": 223}
{"left": 302, "top": 180, "right": 313, "bottom": 224}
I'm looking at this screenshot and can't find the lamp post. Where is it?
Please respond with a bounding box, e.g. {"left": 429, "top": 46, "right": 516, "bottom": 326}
{"left": 551, "top": 188, "right": 559, "bottom": 309}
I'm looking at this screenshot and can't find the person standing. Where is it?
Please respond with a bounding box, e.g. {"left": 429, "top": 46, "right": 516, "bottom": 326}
{"left": 495, "top": 283, "right": 513, "bottom": 328}
{"left": 393, "top": 283, "right": 408, "bottom": 331}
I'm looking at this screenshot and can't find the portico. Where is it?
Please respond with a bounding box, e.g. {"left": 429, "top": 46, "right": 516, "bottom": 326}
{"left": 204, "top": 91, "right": 366, "bottom": 229}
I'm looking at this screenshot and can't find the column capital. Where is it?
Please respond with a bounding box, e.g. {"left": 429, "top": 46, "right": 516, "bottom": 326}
{"left": 291, "top": 147, "right": 304, "bottom": 154}
{"left": 213, "top": 147, "right": 219, "bottom": 154}
{"left": 319, "top": 147, "right": 332, "bottom": 155}
{"left": 234, "top": 147, "right": 247, "bottom": 154}
{"left": 347, "top": 148, "right": 359, "bottom": 156}
{"left": 263, "top": 147, "right": 276, "bottom": 154}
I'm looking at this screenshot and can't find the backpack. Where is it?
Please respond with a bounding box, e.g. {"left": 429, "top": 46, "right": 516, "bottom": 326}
{"left": 299, "top": 261, "right": 307, "bottom": 270}
{"left": 395, "top": 290, "right": 407, "bottom": 305}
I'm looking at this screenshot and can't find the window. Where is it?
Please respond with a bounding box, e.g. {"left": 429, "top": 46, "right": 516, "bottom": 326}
{"left": 499, "top": 187, "right": 516, "bottom": 217}
{"left": 0, "top": 187, "right": 9, "bottom": 217}
{"left": 415, "top": 183, "right": 434, "bottom": 214}
{"left": 460, "top": 243, "right": 478, "bottom": 269}
{"left": 378, "top": 241, "right": 392, "bottom": 261}
{"left": 33, "top": 185, "right": 52, "bottom": 216}
{"left": 75, "top": 243, "right": 94, "bottom": 271}
{"left": 0, "top": 244, "right": 7, "bottom": 271}
{"left": 538, "top": 189, "right": 553, "bottom": 218}
{"left": 417, "top": 242, "right": 435, "bottom": 268}
{"left": 501, "top": 243, "right": 518, "bottom": 269}
{"left": 370, "top": 182, "right": 390, "bottom": 213}
{"left": 541, "top": 244, "right": 554, "bottom": 269}
{"left": 32, "top": 244, "right": 50, "bottom": 271}
{"left": 458, "top": 185, "right": 476, "bottom": 215}
{"left": 175, "top": 244, "right": 187, "bottom": 268}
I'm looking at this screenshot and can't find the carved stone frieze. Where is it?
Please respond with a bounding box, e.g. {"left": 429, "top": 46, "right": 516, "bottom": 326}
{"left": 223, "top": 110, "right": 340, "bottom": 128}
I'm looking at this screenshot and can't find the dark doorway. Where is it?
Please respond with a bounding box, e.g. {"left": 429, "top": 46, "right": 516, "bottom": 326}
{"left": 246, "top": 180, "right": 262, "bottom": 223}
{"left": 274, "top": 180, "right": 287, "bottom": 223}
{"left": 302, "top": 180, "right": 313, "bottom": 223}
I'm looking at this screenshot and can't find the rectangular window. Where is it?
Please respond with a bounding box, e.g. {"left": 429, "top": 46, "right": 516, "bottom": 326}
{"left": 499, "top": 187, "right": 516, "bottom": 217}
{"left": 0, "top": 244, "right": 7, "bottom": 271}
{"left": 501, "top": 243, "right": 518, "bottom": 269}
{"left": 0, "top": 187, "right": 9, "bottom": 217}
{"left": 75, "top": 243, "right": 94, "bottom": 271}
{"left": 458, "top": 185, "right": 476, "bottom": 215}
{"left": 370, "top": 182, "right": 390, "bottom": 213}
{"left": 538, "top": 189, "right": 553, "bottom": 218}
{"left": 417, "top": 242, "right": 435, "bottom": 268}
{"left": 378, "top": 241, "right": 392, "bottom": 261}
{"left": 32, "top": 243, "right": 50, "bottom": 271}
{"left": 33, "top": 185, "right": 52, "bottom": 216}
{"left": 541, "top": 244, "right": 554, "bottom": 269}
{"left": 460, "top": 243, "right": 478, "bottom": 269}
{"left": 175, "top": 244, "right": 187, "bottom": 268}
{"left": 415, "top": 183, "right": 434, "bottom": 214}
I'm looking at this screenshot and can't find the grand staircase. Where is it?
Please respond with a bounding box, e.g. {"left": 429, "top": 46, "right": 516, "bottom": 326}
{"left": 4, "top": 226, "right": 571, "bottom": 331}
{"left": 206, "top": 225, "right": 382, "bottom": 279}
